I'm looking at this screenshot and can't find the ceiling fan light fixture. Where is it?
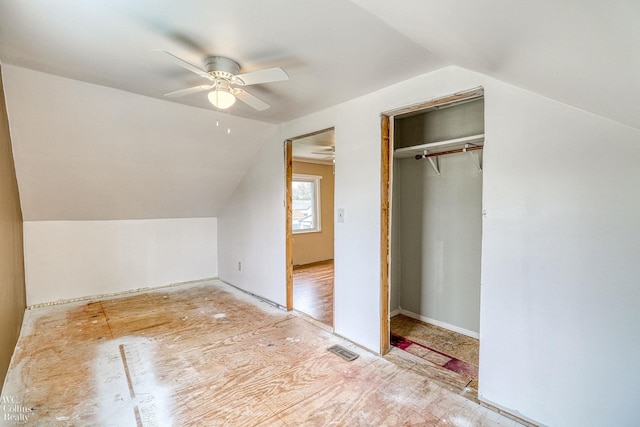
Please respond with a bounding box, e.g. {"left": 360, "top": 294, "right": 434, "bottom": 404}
{"left": 155, "top": 51, "right": 286, "bottom": 111}
{"left": 208, "top": 87, "right": 236, "bottom": 109}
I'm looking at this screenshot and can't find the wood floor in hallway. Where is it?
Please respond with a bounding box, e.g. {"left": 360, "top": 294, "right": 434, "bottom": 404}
{"left": 1, "top": 280, "right": 524, "bottom": 426}
{"left": 293, "top": 259, "right": 333, "bottom": 326}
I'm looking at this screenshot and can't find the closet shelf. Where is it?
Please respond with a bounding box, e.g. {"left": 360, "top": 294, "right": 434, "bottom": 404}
{"left": 393, "top": 134, "right": 484, "bottom": 159}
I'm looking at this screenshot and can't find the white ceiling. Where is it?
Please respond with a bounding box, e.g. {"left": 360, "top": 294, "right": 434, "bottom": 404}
{"left": 1, "top": 0, "right": 638, "bottom": 221}
{"left": 353, "top": 0, "right": 640, "bottom": 130}
{"left": 292, "top": 129, "right": 335, "bottom": 164}
{"left": 0, "top": 0, "right": 445, "bottom": 124}
{"left": 1, "top": 1, "right": 637, "bottom": 128}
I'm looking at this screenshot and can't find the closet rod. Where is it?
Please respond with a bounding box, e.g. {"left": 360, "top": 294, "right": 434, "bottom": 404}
{"left": 414, "top": 145, "right": 483, "bottom": 160}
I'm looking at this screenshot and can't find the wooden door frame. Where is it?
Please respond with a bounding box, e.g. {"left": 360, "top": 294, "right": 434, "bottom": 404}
{"left": 285, "top": 139, "right": 293, "bottom": 310}
{"left": 285, "top": 127, "right": 335, "bottom": 312}
{"left": 379, "top": 87, "right": 484, "bottom": 355}
{"left": 380, "top": 115, "right": 392, "bottom": 354}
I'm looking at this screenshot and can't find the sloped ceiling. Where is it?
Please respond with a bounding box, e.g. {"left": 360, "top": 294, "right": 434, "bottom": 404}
{"left": 0, "top": 0, "right": 445, "bottom": 124}
{"left": 353, "top": 0, "right": 640, "bottom": 130}
{"left": 3, "top": 65, "right": 276, "bottom": 221}
{"left": 0, "top": 0, "right": 637, "bottom": 221}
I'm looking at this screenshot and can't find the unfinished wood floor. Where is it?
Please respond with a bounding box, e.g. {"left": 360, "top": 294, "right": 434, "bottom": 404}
{"left": 2, "top": 281, "right": 523, "bottom": 426}
{"left": 293, "top": 260, "right": 333, "bottom": 326}
{"left": 390, "top": 315, "right": 480, "bottom": 402}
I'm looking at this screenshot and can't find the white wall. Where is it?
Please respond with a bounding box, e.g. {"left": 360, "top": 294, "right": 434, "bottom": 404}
{"left": 24, "top": 218, "right": 218, "bottom": 306}
{"left": 217, "top": 132, "right": 288, "bottom": 306}
{"left": 480, "top": 81, "right": 640, "bottom": 427}
{"left": 221, "top": 68, "right": 478, "bottom": 353}
{"left": 218, "top": 65, "right": 640, "bottom": 426}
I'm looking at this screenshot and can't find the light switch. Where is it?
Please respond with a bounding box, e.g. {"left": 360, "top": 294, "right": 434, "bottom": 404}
{"left": 337, "top": 208, "right": 345, "bottom": 223}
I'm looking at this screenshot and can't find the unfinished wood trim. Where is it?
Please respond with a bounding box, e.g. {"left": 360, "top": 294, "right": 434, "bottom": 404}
{"left": 380, "top": 114, "right": 391, "bottom": 355}
{"left": 286, "top": 127, "right": 335, "bottom": 141}
{"left": 383, "top": 87, "right": 484, "bottom": 117}
{"left": 380, "top": 87, "right": 484, "bottom": 355}
{"left": 285, "top": 139, "right": 293, "bottom": 311}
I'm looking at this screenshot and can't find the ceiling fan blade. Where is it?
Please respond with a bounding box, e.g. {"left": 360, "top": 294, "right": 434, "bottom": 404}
{"left": 234, "top": 89, "right": 270, "bottom": 111}
{"left": 151, "top": 49, "right": 213, "bottom": 81}
{"left": 164, "top": 85, "right": 212, "bottom": 98}
{"left": 233, "top": 67, "right": 289, "bottom": 86}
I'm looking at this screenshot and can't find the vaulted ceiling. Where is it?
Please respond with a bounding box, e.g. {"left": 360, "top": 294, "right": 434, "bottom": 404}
{"left": 1, "top": 0, "right": 636, "bottom": 128}
{"left": 354, "top": 0, "right": 640, "bottom": 131}
{"left": 0, "top": 0, "right": 445, "bottom": 124}
{"left": 0, "top": 0, "right": 637, "bottom": 220}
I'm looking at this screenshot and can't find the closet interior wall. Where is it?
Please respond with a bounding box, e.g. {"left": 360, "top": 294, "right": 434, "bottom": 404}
{"left": 390, "top": 97, "right": 484, "bottom": 337}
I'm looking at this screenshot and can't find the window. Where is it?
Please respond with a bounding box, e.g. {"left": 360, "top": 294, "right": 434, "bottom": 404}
{"left": 292, "top": 174, "right": 322, "bottom": 233}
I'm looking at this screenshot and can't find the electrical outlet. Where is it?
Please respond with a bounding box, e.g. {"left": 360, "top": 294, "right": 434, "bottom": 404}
{"left": 238, "top": 261, "right": 242, "bottom": 271}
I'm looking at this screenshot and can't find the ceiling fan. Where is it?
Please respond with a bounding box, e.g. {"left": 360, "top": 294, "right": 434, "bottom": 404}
{"left": 311, "top": 147, "right": 335, "bottom": 159}
{"left": 152, "top": 50, "right": 289, "bottom": 111}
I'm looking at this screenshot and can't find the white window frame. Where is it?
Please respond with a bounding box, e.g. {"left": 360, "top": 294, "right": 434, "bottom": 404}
{"left": 292, "top": 173, "right": 322, "bottom": 234}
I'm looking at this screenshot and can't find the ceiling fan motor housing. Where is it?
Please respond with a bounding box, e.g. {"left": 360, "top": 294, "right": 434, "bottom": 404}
{"left": 204, "top": 56, "right": 240, "bottom": 80}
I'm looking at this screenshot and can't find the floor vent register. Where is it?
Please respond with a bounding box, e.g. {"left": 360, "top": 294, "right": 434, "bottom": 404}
{"left": 327, "top": 345, "right": 359, "bottom": 361}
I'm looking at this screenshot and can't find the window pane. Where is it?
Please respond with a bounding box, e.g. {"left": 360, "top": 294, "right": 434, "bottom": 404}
{"left": 292, "top": 181, "right": 316, "bottom": 231}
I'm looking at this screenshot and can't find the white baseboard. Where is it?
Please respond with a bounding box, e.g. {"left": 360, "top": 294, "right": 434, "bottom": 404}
{"left": 397, "top": 309, "right": 480, "bottom": 339}
{"left": 389, "top": 308, "right": 401, "bottom": 317}
{"left": 478, "top": 396, "right": 543, "bottom": 427}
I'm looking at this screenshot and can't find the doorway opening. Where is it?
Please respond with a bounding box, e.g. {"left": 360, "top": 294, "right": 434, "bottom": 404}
{"left": 381, "top": 88, "right": 484, "bottom": 398}
{"left": 285, "top": 128, "right": 335, "bottom": 327}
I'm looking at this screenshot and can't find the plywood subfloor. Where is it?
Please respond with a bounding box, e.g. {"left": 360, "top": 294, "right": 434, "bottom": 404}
{"left": 1, "top": 281, "right": 522, "bottom": 426}
{"left": 293, "top": 260, "right": 333, "bottom": 326}
{"left": 390, "top": 315, "right": 480, "bottom": 400}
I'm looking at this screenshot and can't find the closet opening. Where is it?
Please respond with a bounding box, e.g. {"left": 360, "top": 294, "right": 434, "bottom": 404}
{"left": 381, "top": 88, "right": 484, "bottom": 399}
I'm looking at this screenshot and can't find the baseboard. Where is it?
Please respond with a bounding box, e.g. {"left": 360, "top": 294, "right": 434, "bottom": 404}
{"left": 478, "top": 396, "right": 543, "bottom": 427}
{"left": 397, "top": 309, "right": 480, "bottom": 339}
{"left": 293, "top": 309, "right": 334, "bottom": 333}
{"left": 26, "top": 277, "right": 219, "bottom": 310}
{"left": 219, "top": 279, "right": 286, "bottom": 311}
{"left": 389, "top": 308, "right": 401, "bottom": 317}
